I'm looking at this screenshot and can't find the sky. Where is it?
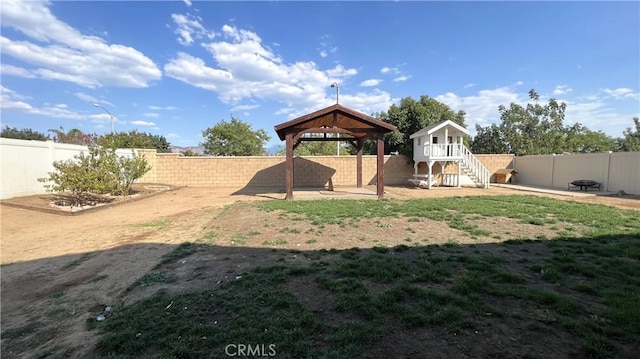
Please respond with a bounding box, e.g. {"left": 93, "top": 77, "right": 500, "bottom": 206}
{"left": 1, "top": 0, "right": 639, "bottom": 149}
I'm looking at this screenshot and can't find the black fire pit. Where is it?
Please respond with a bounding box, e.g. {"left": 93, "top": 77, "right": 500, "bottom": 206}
{"left": 569, "top": 180, "right": 601, "bottom": 192}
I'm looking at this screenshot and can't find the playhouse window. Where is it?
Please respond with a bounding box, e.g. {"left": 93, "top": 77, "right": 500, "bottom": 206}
{"left": 417, "top": 138, "right": 421, "bottom": 146}
{"left": 432, "top": 137, "right": 438, "bottom": 144}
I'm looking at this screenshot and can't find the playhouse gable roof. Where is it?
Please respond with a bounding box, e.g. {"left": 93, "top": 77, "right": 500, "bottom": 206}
{"left": 409, "top": 120, "right": 469, "bottom": 139}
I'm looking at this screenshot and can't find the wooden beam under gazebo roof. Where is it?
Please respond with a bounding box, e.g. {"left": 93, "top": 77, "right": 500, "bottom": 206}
{"left": 274, "top": 104, "right": 397, "bottom": 200}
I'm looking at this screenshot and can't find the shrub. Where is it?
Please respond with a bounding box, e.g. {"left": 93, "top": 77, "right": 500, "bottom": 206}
{"left": 116, "top": 152, "right": 152, "bottom": 196}
{"left": 38, "top": 145, "right": 151, "bottom": 205}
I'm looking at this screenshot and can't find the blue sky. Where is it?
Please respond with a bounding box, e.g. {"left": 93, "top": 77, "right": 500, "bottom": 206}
{"left": 1, "top": 0, "right": 639, "bottom": 149}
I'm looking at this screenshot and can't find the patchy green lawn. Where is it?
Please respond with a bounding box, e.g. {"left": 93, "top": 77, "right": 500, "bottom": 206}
{"left": 87, "top": 196, "right": 640, "bottom": 358}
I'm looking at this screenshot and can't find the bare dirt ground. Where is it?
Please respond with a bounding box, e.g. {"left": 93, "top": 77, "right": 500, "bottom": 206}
{"left": 1, "top": 184, "right": 638, "bottom": 358}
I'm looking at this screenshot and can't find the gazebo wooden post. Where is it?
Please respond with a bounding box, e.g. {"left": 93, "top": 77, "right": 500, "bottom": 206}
{"left": 376, "top": 133, "right": 384, "bottom": 199}
{"left": 356, "top": 139, "right": 363, "bottom": 188}
{"left": 285, "top": 132, "right": 294, "bottom": 200}
{"left": 274, "top": 105, "right": 396, "bottom": 200}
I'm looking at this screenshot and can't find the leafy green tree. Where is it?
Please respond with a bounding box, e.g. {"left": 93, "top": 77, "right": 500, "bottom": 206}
{"left": 49, "top": 127, "right": 97, "bottom": 145}
{"left": 564, "top": 124, "right": 617, "bottom": 153}
{"left": 180, "top": 149, "right": 202, "bottom": 156}
{"left": 275, "top": 139, "right": 350, "bottom": 156}
{"left": 618, "top": 117, "right": 640, "bottom": 151}
{"left": 1, "top": 126, "right": 49, "bottom": 141}
{"left": 498, "top": 89, "right": 567, "bottom": 156}
{"left": 201, "top": 116, "right": 270, "bottom": 156}
{"left": 474, "top": 89, "right": 618, "bottom": 155}
{"left": 470, "top": 124, "right": 509, "bottom": 154}
{"left": 374, "top": 95, "right": 467, "bottom": 158}
{"left": 98, "top": 130, "right": 171, "bottom": 153}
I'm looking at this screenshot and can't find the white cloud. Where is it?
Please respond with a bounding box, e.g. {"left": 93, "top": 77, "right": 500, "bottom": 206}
{"left": 561, "top": 93, "right": 640, "bottom": 135}
{"left": 317, "top": 35, "right": 337, "bottom": 58}
{"left": 380, "top": 67, "right": 399, "bottom": 74}
{"left": 277, "top": 89, "right": 396, "bottom": 120}
{"left": 73, "top": 92, "right": 115, "bottom": 106}
{"left": 274, "top": 107, "right": 295, "bottom": 116}
{"left": 171, "top": 13, "right": 215, "bottom": 46}
{"left": 143, "top": 112, "right": 160, "bottom": 118}
{"left": 435, "top": 85, "right": 524, "bottom": 130}
{"left": 1, "top": 85, "right": 115, "bottom": 122}
{"left": 393, "top": 75, "right": 411, "bottom": 82}
{"left": 552, "top": 85, "right": 573, "bottom": 96}
{"left": 463, "top": 83, "right": 475, "bottom": 89}
{"left": 183, "top": 0, "right": 192, "bottom": 7}
{"left": 231, "top": 104, "right": 260, "bottom": 111}
{"left": 1, "top": 86, "right": 32, "bottom": 110}
{"left": 2, "top": 86, "right": 85, "bottom": 119}
{"left": 32, "top": 105, "right": 84, "bottom": 119}
{"left": 0, "top": 0, "right": 161, "bottom": 88}
{"left": 602, "top": 88, "right": 639, "bottom": 100}
{"left": 435, "top": 84, "right": 637, "bottom": 137}
{"left": 149, "top": 105, "right": 178, "bottom": 110}
{"left": 360, "top": 79, "right": 382, "bottom": 87}
{"left": 164, "top": 52, "right": 233, "bottom": 92}
{"left": 166, "top": 133, "right": 180, "bottom": 138}
{"left": 564, "top": 100, "right": 609, "bottom": 126}
{"left": 381, "top": 66, "right": 410, "bottom": 83}
{"left": 89, "top": 113, "right": 117, "bottom": 125}
{"left": 165, "top": 24, "right": 362, "bottom": 111}
{"left": 74, "top": 92, "right": 99, "bottom": 103}
{"left": 326, "top": 64, "right": 357, "bottom": 78}
{"left": 131, "top": 120, "right": 156, "bottom": 126}
{"left": 0, "top": 64, "right": 36, "bottom": 78}
{"left": 339, "top": 89, "right": 396, "bottom": 116}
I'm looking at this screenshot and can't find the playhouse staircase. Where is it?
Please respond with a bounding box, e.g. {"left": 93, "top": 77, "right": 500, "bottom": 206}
{"left": 460, "top": 145, "right": 490, "bottom": 188}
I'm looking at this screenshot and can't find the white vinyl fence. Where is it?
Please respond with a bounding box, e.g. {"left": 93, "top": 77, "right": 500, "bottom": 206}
{"left": 0, "top": 138, "right": 137, "bottom": 199}
{"left": 513, "top": 152, "right": 640, "bottom": 195}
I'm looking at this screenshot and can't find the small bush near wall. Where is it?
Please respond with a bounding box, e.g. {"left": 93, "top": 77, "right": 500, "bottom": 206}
{"left": 38, "top": 145, "right": 151, "bottom": 205}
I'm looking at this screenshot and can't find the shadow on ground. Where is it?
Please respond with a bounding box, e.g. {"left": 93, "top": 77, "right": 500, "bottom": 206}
{"left": 232, "top": 157, "right": 336, "bottom": 197}
{"left": 2, "top": 231, "right": 639, "bottom": 359}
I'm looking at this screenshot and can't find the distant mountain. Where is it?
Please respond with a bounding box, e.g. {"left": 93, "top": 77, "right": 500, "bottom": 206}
{"left": 171, "top": 145, "right": 205, "bottom": 155}
{"left": 267, "top": 144, "right": 284, "bottom": 155}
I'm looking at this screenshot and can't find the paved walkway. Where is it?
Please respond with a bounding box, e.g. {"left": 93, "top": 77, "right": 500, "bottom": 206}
{"left": 491, "top": 183, "right": 616, "bottom": 197}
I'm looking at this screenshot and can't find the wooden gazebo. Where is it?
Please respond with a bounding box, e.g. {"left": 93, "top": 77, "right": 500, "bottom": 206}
{"left": 274, "top": 104, "right": 397, "bottom": 200}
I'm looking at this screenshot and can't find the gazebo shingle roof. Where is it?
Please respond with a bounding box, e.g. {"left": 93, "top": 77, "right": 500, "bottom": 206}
{"left": 274, "top": 104, "right": 396, "bottom": 141}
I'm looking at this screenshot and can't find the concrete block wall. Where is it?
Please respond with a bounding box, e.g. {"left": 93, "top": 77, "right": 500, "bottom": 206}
{"left": 475, "top": 154, "right": 516, "bottom": 182}
{"left": 137, "top": 149, "right": 157, "bottom": 185}
{"left": 137, "top": 152, "right": 512, "bottom": 188}
{"left": 139, "top": 153, "right": 415, "bottom": 187}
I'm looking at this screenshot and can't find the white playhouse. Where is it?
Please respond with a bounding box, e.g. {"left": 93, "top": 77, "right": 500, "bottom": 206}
{"left": 408, "top": 120, "right": 490, "bottom": 189}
